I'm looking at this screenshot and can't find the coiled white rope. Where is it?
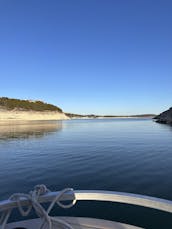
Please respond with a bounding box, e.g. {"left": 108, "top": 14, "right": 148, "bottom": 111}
{"left": 0, "top": 185, "right": 76, "bottom": 229}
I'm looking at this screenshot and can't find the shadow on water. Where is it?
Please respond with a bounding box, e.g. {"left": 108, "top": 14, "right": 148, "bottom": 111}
{"left": 155, "top": 121, "right": 172, "bottom": 130}
{"left": 0, "top": 120, "right": 63, "bottom": 140}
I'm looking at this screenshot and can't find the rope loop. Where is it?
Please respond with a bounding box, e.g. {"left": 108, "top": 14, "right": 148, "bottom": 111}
{"left": 47, "top": 188, "right": 76, "bottom": 215}
{"left": 0, "top": 185, "right": 76, "bottom": 229}
{"left": 10, "top": 193, "right": 32, "bottom": 216}
{"left": 56, "top": 188, "right": 77, "bottom": 209}
{"left": 33, "top": 184, "right": 50, "bottom": 196}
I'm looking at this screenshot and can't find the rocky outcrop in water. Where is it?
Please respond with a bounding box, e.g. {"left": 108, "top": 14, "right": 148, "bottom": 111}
{"left": 154, "top": 107, "right": 172, "bottom": 124}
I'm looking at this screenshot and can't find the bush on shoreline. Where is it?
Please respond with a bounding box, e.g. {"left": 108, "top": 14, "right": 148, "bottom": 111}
{"left": 0, "top": 97, "right": 62, "bottom": 112}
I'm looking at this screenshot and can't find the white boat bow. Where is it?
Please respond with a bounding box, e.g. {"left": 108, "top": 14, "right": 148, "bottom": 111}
{"left": 0, "top": 185, "right": 172, "bottom": 229}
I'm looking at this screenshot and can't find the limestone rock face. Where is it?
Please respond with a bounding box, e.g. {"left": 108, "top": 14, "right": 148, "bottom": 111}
{"left": 0, "top": 109, "right": 70, "bottom": 121}
{"left": 154, "top": 107, "right": 172, "bottom": 124}
{"left": 0, "top": 97, "right": 70, "bottom": 121}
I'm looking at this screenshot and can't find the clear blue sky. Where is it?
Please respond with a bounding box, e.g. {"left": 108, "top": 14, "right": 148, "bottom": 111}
{"left": 0, "top": 0, "right": 172, "bottom": 115}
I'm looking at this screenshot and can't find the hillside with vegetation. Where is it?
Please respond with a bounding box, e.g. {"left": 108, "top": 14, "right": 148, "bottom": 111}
{"left": 0, "top": 97, "right": 62, "bottom": 112}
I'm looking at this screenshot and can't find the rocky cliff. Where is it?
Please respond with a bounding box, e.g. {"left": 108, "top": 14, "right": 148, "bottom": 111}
{"left": 0, "top": 109, "right": 69, "bottom": 121}
{"left": 154, "top": 107, "right": 172, "bottom": 124}
{"left": 0, "top": 97, "right": 69, "bottom": 121}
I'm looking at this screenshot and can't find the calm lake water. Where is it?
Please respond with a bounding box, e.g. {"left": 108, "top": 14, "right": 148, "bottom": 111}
{"left": 0, "top": 118, "right": 172, "bottom": 228}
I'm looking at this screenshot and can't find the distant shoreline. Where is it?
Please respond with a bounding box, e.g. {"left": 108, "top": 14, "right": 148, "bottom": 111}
{"left": 65, "top": 113, "right": 156, "bottom": 120}
{"left": 69, "top": 117, "right": 155, "bottom": 120}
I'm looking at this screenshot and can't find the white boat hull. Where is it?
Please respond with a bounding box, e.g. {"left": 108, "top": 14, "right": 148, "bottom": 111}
{"left": 6, "top": 217, "right": 143, "bottom": 229}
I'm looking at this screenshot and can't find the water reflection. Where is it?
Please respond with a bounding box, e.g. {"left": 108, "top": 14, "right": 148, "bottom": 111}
{"left": 0, "top": 121, "right": 63, "bottom": 140}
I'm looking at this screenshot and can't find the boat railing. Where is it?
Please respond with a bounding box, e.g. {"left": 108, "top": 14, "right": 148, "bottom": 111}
{"left": 1, "top": 189, "right": 172, "bottom": 213}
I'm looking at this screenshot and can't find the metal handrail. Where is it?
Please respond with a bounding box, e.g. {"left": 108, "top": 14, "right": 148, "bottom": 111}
{"left": 1, "top": 190, "right": 172, "bottom": 213}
